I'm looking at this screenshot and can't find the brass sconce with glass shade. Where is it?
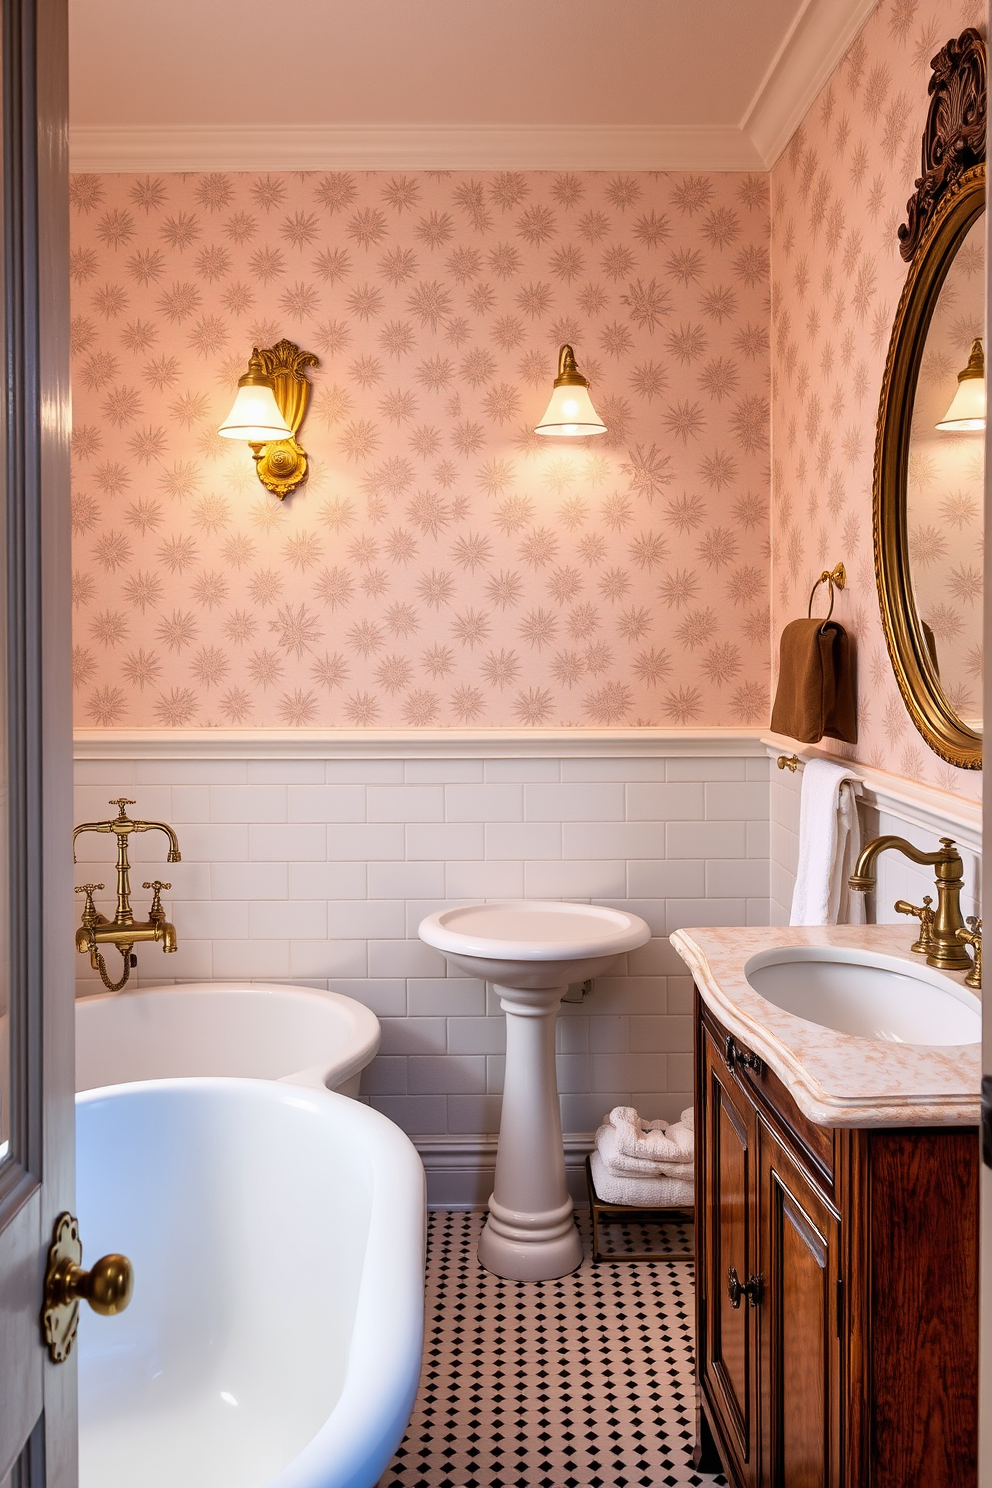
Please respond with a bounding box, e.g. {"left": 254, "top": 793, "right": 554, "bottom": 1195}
{"left": 873, "top": 26, "right": 985, "bottom": 769}
{"left": 534, "top": 344, "right": 607, "bottom": 436}
{"left": 218, "top": 338, "right": 318, "bottom": 498}
{"left": 935, "top": 337, "right": 986, "bottom": 430}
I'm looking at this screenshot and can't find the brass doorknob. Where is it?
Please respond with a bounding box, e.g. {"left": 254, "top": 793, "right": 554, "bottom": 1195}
{"left": 50, "top": 1252, "right": 133, "bottom": 1315}
{"left": 42, "top": 1213, "right": 134, "bottom": 1362}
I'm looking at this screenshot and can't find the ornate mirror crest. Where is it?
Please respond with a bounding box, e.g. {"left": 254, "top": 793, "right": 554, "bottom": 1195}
{"left": 898, "top": 28, "right": 986, "bottom": 263}
{"left": 874, "top": 27, "right": 986, "bottom": 770}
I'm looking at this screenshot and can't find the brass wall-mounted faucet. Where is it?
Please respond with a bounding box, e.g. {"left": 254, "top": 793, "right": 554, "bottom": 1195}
{"left": 73, "top": 798, "right": 181, "bottom": 992}
{"left": 848, "top": 834, "right": 972, "bottom": 973}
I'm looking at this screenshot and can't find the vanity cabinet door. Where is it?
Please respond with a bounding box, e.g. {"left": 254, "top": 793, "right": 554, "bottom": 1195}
{"left": 698, "top": 1026, "right": 758, "bottom": 1488}
{"left": 756, "top": 1115, "right": 842, "bottom": 1488}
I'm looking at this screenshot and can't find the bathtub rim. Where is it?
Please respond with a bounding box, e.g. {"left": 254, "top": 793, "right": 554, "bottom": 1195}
{"left": 74, "top": 981, "right": 382, "bottom": 1094}
{"left": 75, "top": 1075, "right": 426, "bottom": 1488}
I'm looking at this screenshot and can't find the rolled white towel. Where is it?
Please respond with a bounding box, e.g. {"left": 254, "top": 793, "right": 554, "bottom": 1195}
{"left": 596, "top": 1121, "right": 694, "bottom": 1179}
{"left": 590, "top": 1149, "right": 694, "bottom": 1209}
{"left": 609, "top": 1105, "right": 695, "bottom": 1162}
{"left": 594, "top": 1105, "right": 695, "bottom": 1176}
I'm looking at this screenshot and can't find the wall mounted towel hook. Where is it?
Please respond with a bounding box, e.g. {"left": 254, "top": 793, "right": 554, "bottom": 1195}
{"left": 807, "top": 562, "right": 847, "bottom": 629}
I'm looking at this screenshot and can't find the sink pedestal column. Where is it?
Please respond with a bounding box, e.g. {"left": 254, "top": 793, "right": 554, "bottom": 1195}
{"left": 478, "top": 982, "right": 583, "bottom": 1282}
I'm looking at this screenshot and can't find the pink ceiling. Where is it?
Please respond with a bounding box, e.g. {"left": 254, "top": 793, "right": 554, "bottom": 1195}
{"left": 70, "top": 0, "right": 805, "bottom": 129}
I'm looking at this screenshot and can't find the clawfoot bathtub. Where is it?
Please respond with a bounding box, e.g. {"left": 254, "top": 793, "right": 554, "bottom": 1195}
{"left": 76, "top": 1078, "right": 425, "bottom": 1488}
{"left": 75, "top": 982, "right": 381, "bottom": 1097}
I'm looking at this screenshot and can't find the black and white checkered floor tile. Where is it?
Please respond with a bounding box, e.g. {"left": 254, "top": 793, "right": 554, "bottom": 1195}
{"left": 379, "top": 1209, "right": 728, "bottom": 1488}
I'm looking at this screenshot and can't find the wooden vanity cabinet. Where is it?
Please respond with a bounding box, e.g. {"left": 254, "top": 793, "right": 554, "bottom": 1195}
{"left": 694, "top": 993, "right": 979, "bottom": 1488}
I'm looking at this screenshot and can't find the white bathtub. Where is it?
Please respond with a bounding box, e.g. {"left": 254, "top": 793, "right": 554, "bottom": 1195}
{"left": 76, "top": 1077, "right": 426, "bottom": 1488}
{"left": 75, "top": 983, "right": 381, "bottom": 1097}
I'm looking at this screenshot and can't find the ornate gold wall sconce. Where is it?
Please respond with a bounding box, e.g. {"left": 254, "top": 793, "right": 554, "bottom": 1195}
{"left": 218, "top": 338, "right": 319, "bottom": 499}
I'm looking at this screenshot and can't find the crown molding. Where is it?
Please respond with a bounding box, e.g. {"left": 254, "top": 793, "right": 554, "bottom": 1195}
{"left": 68, "top": 0, "right": 881, "bottom": 176}
{"left": 742, "top": 0, "right": 880, "bottom": 167}
{"left": 73, "top": 726, "right": 768, "bottom": 760}
{"left": 68, "top": 122, "right": 765, "bottom": 174}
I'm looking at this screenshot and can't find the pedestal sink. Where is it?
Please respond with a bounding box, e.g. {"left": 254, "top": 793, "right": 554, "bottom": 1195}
{"left": 419, "top": 900, "right": 651, "bottom": 1280}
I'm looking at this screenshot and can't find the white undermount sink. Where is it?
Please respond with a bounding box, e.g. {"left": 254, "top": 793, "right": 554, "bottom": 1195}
{"left": 744, "top": 945, "right": 981, "bottom": 1046}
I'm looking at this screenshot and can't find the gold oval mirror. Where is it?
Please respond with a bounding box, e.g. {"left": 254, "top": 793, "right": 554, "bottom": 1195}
{"left": 873, "top": 28, "right": 986, "bottom": 770}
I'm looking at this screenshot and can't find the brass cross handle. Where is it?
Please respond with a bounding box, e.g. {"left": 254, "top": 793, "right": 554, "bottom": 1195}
{"left": 143, "top": 880, "right": 171, "bottom": 921}
{"left": 957, "top": 917, "right": 982, "bottom": 990}
{"left": 109, "top": 797, "right": 136, "bottom": 816}
{"left": 42, "top": 1213, "right": 133, "bottom": 1363}
{"left": 74, "top": 883, "right": 105, "bottom": 928}
{"left": 894, "top": 895, "right": 935, "bottom": 954}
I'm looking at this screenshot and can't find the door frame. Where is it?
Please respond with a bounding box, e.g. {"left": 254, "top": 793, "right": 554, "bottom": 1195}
{"left": 0, "top": 0, "right": 74, "bottom": 1482}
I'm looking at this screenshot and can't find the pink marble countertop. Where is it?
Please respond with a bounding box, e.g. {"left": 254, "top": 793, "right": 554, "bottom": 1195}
{"left": 669, "top": 923, "right": 982, "bottom": 1128}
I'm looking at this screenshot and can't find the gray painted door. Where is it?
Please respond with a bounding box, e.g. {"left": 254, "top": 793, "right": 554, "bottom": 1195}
{"left": 0, "top": 1, "right": 75, "bottom": 1483}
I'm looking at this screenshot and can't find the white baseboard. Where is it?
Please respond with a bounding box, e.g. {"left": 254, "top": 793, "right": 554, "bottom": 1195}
{"left": 415, "top": 1133, "right": 594, "bottom": 1209}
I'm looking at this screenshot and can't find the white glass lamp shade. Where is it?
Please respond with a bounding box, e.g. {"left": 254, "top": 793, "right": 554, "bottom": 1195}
{"left": 936, "top": 337, "right": 986, "bottom": 431}
{"left": 534, "top": 345, "right": 607, "bottom": 436}
{"left": 218, "top": 355, "right": 293, "bottom": 442}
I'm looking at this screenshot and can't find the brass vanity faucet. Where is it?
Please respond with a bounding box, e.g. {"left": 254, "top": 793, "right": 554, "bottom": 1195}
{"left": 73, "top": 798, "right": 181, "bottom": 992}
{"left": 848, "top": 835, "right": 972, "bottom": 973}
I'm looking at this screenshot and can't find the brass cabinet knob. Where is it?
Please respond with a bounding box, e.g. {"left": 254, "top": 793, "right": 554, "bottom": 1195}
{"left": 42, "top": 1213, "right": 133, "bottom": 1362}
{"left": 724, "top": 1033, "right": 763, "bottom": 1078}
{"left": 727, "top": 1266, "right": 763, "bottom": 1309}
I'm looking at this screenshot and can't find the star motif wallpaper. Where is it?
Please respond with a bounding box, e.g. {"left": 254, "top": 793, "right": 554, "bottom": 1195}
{"left": 769, "top": 0, "right": 984, "bottom": 800}
{"left": 70, "top": 169, "right": 772, "bottom": 731}
{"left": 70, "top": 0, "right": 987, "bottom": 808}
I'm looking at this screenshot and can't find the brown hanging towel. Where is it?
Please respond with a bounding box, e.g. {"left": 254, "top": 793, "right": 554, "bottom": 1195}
{"left": 770, "top": 572, "right": 857, "bottom": 744}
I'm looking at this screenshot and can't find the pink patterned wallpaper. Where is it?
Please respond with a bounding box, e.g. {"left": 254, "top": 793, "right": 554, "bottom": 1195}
{"left": 769, "top": 0, "right": 984, "bottom": 800}
{"left": 70, "top": 170, "right": 771, "bottom": 728}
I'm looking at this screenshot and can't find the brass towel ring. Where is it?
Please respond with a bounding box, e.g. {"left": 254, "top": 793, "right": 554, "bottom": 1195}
{"left": 807, "top": 562, "right": 847, "bottom": 631}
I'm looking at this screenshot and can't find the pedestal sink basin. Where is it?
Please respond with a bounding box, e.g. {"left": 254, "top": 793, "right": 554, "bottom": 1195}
{"left": 419, "top": 900, "right": 650, "bottom": 1280}
{"left": 744, "top": 945, "right": 981, "bottom": 1045}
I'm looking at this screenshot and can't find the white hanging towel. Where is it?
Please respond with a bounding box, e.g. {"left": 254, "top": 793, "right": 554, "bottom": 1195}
{"left": 790, "top": 757, "right": 865, "bottom": 926}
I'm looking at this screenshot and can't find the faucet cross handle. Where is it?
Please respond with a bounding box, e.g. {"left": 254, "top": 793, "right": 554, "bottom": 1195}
{"left": 109, "top": 798, "right": 136, "bottom": 820}
{"left": 142, "top": 881, "right": 171, "bottom": 923}
{"left": 894, "top": 895, "right": 936, "bottom": 954}
{"left": 75, "top": 883, "right": 105, "bottom": 929}
{"left": 957, "top": 917, "right": 982, "bottom": 991}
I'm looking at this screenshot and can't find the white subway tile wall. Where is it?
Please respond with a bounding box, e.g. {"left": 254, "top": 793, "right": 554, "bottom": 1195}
{"left": 73, "top": 752, "right": 771, "bottom": 1137}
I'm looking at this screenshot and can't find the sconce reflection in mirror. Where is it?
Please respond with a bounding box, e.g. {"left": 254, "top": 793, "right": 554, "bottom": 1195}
{"left": 534, "top": 344, "right": 607, "bottom": 437}
{"left": 218, "top": 339, "right": 319, "bottom": 499}
{"left": 936, "top": 336, "right": 986, "bottom": 431}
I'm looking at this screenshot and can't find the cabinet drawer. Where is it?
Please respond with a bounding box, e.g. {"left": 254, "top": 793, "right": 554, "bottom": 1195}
{"left": 699, "top": 996, "right": 835, "bottom": 1189}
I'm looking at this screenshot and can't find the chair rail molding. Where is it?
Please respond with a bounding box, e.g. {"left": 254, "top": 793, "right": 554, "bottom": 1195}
{"left": 75, "top": 726, "right": 769, "bottom": 761}
{"left": 763, "top": 735, "right": 982, "bottom": 854}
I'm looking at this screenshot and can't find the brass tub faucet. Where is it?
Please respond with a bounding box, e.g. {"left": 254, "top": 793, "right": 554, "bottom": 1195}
{"left": 73, "top": 798, "right": 181, "bottom": 991}
{"left": 848, "top": 834, "right": 971, "bottom": 973}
